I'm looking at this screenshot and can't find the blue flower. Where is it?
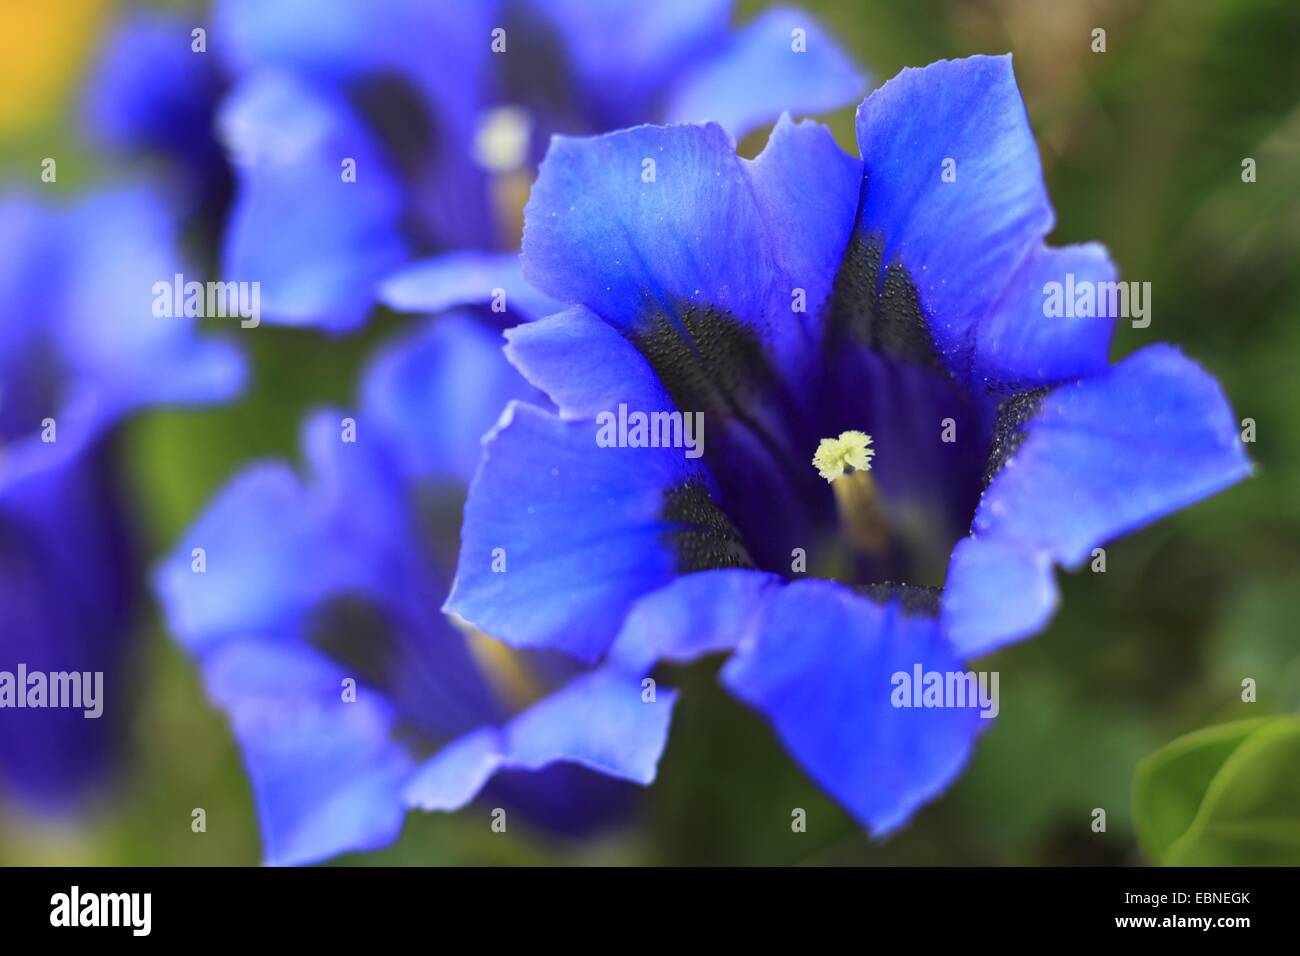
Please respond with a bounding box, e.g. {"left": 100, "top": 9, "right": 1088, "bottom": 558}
{"left": 0, "top": 186, "right": 244, "bottom": 809}
{"left": 209, "top": 0, "right": 866, "bottom": 330}
{"left": 154, "top": 313, "right": 678, "bottom": 865}
{"left": 82, "top": 11, "right": 229, "bottom": 210}
{"left": 445, "top": 56, "right": 1253, "bottom": 834}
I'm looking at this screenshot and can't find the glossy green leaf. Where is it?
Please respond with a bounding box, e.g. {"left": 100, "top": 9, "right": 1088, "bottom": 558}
{"left": 1134, "top": 716, "right": 1300, "bottom": 865}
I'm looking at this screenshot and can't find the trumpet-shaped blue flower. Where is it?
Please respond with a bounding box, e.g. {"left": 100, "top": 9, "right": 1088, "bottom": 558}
{"left": 0, "top": 186, "right": 244, "bottom": 808}
{"left": 155, "top": 313, "right": 677, "bottom": 865}
{"left": 446, "top": 56, "right": 1252, "bottom": 833}
{"left": 209, "top": 0, "right": 866, "bottom": 330}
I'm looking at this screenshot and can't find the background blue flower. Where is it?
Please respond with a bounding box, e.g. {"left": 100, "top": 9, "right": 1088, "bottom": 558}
{"left": 446, "top": 56, "right": 1252, "bottom": 834}
{"left": 0, "top": 185, "right": 244, "bottom": 810}
{"left": 82, "top": 10, "right": 229, "bottom": 219}
{"left": 154, "top": 316, "right": 675, "bottom": 865}
{"left": 209, "top": 0, "right": 866, "bottom": 330}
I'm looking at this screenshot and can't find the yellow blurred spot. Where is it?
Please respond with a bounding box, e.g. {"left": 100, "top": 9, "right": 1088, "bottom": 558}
{"left": 0, "top": 0, "right": 108, "bottom": 135}
{"left": 463, "top": 625, "right": 545, "bottom": 711}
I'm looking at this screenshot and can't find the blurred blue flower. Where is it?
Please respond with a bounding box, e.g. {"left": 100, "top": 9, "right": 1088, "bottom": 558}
{"left": 155, "top": 314, "right": 675, "bottom": 865}
{"left": 83, "top": 11, "right": 229, "bottom": 213}
{"left": 0, "top": 186, "right": 244, "bottom": 808}
{"left": 444, "top": 56, "right": 1254, "bottom": 834}
{"left": 208, "top": 0, "right": 866, "bottom": 330}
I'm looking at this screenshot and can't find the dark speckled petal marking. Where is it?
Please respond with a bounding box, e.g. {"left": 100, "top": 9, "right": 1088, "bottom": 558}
{"left": 826, "top": 232, "right": 944, "bottom": 372}
{"left": 661, "top": 478, "right": 754, "bottom": 573}
{"left": 980, "top": 387, "right": 1048, "bottom": 490}
{"left": 632, "top": 304, "right": 776, "bottom": 419}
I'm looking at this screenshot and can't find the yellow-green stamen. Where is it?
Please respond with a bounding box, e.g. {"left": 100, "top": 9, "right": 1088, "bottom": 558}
{"left": 812, "top": 430, "right": 875, "bottom": 482}
{"left": 813, "top": 431, "right": 888, "bottom": 554}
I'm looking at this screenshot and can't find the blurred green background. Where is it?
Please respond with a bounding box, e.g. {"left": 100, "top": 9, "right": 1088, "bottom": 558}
{"left": 0, "top": 0, "right": 1296, "bottom": 865}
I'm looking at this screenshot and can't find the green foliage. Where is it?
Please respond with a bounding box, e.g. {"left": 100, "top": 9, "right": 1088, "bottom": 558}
{"left": 1134, "top": 717, "right": 1300, "bottom": 865}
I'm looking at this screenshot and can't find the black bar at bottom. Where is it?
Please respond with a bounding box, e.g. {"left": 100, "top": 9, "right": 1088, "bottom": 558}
{"left": 0, "top": 865, "right": 1277, "bottom": 941}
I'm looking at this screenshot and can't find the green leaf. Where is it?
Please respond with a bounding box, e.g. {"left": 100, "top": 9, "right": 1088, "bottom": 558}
{"left": 1133, "top": 716, "right": 1300, "bottom": 865}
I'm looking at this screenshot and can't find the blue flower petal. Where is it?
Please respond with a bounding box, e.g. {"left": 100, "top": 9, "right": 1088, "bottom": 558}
{"left": 446, "top": 401, "right": 727, "bottom": 662}
{"left": 743, "top": 114, "right": 862, "bottom": 323}
{"left": 218, "top": 74, "right": 408, "bottom": 331}
{"left": 403, "top": 728, "right": 500, "bottom": 813}
{"left": 665, "top": 8, "right": 866, "bottom": 139}
{"left": 59, "top": 187, "right": 246, "bottom": 412}
{"left": 522, "top": 123, "right": 773, "bottom": 332}
{"left": 82, "top": 12, "right": 223, "bottom": 178}
{"left": 853, "top": 55, "right": 1111, "bottom": 389}
{"left": 0, "top": 457, "right": 130, "bottom": 809}
{"left": 530, "top": 0, "right": 730, "bottom": 128}
{"left": 720, "top": 580, "right": 985, "bottom": 835}
{"left": 154, "top": 463, "right": 357, "bottom": 652}
{"left": 502, "top": 306, "right": 673, "bottom": 419}
{"left": 293, "top": 410, "right": 423, "bottom": 578}
{"left": 975, "top": 346, "right": 1251, "bottom": 564}
{"left": 854, "top": 55, "right": 1049, "bottom": 354}
{"left": 607, "top": 569, "right": 782, "bottom": 675}
{"left": 215, "top": 0, "right": 464, "bottom": 79}
{"left": 203, "top": 639, "right": 413, "bottom": 866}
{"left": 157, "top": 407, "right": 503, "bottom": 733}
{"left": 0, "top": 188, "right": 244, "bottom": 488}
{"left": 942, "top": 536, "right": 1058, "bottom": 657}
{"left": 522, "top": 120, "right": 856, "bottom": 381}
{"left": 216, "top": 0, "right": 495, "bottom": 252}
{"left": 943, "top": 345, "right": 1252, "bottom": 657}
{"left": 156, "top": 410, "right": 414, "bottom": 651}
{"left": 216, "top": 0, "right": 497, "bottom": 140}
{"left": 607, "top": 572, "right": 982, "bottom": 834}
{"left": 378, "top": 253, "right": 565, "bottom": 322}
{"left": 1, "top": 185, "right": 242, "bottom": 807}
{"left": 217, "top": 0, "right": 386, "bottom": 76}
{"left": 404, "top": 668, "right": 676, "bottom": 812}
{"left": 972, "top": 242, "right": 1118, "bottom": 388}
{"left": 360, "top": 313, "right": 544, "bottom": 483}
{"left": 0, "top": 193, "right": 64, "bottom": 430}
